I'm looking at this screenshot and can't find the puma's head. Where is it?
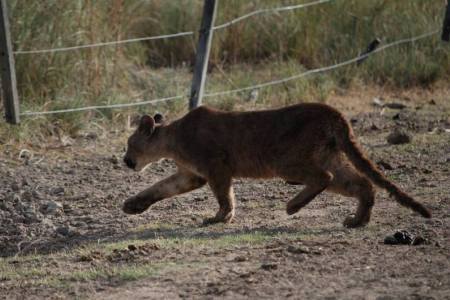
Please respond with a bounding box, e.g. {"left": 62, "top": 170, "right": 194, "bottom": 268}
{"left": 124, "top": 113, "right": 165, "bottom": 171}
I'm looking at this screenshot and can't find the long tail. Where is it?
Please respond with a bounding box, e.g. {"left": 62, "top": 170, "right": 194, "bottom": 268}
{"left": 337, "top": 120, "right": 431, "bottom": 218}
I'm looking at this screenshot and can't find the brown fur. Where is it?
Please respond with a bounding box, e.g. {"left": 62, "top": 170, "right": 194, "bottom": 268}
{"left": 123, "top": 103, "right": 431, "bottom": 227}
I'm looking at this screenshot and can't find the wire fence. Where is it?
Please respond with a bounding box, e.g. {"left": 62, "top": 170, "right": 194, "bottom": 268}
{"left": 13, "top": 0, "right": 331, "bottom": 55}
{"left": 10, "top": 0, "right": 444, "bottom": 117}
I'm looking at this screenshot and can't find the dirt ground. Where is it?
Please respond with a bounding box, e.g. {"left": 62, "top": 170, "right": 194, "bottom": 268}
{"left": 0, "top": 88, "right": 449, "bottom": 299}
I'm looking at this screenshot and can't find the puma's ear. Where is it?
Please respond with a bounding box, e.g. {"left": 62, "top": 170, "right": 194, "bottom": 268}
{"left": 153, "top": 113, "right": 164, "bottom": 124}
{"left": 138, "top": 115, "right": 155, "bottom": 136}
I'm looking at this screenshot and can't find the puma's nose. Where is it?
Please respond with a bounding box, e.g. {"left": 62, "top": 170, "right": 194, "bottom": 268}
{"left": 124, "top": 157, "right": 136, "bottom": 169}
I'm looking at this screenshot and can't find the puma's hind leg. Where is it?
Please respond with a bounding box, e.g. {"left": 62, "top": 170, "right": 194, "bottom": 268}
{"left": 282, "top": 167, "right": 334, "bottom": 215}
{"left": 327, "top": 160, "right": 375, "bottom": 228}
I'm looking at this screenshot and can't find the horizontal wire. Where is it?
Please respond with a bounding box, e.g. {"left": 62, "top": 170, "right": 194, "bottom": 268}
{"left": 203, "top": 29, "right": 440, "bottom": 98}
{"left": 20, "top": 95, "right": 185, "bottom": 116}
{"left": 213, "top": 0, "right": 332, "bottom": 30}
{"left": 13, "top": 31, "right": 194, "bottom": 55}
{"left": 13, "top": 0, "right": 332, "bottom": 55}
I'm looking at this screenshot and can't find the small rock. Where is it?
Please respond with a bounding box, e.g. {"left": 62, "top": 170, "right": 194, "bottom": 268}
{"left": 387, "top": 130, "right": 412, "bottom": 145}
{"left": 377, "top": 160, "right": 394, "bottom": 170}
{"left": 21, "top": 190, "right": 33, "bottom": 201}
{"left": 384, "top": 102, "right": 406, "bottom": 110}
{"left": 234, "top": 256, "right": 249, "bottom": 262}
{"left": 372, "top": 97, "right": 384, "bottom": 107}
{"left": 64, "top": 169, "right": 76, "bottom": 175}
{"left": 383, "top": 235, "right": 399, "bottom": 245}
{"left": 11, "top": 183, "right": 20, "bottom": 192}
{"left": 50, "top": 187, "right": 65, "bottom": 196}
{"left": 128, "top": 244, "right": 137, "bottom": 251}
{"left": 63, "top": 204, "right": 73, "bottom": 214}
{"left": 287, "top": 245, "right": 310, "bottom": 254}
{"left": 32, "top": 190, "right": 43, "bottom": 200}
{"left": 6, "top": 192, "right": 21, "bottom": 204}
{"left": 85, "top": 132, "right": 98, "bottom": 140}
{"left": 23, "top": 211, "right": 42, "bottom": 224}
{"left": 21, "top": 178, "right": 31, "bottom": 186}
{"left": 370, "top": 124, "right": 380, "bottom": 131}
{"left": 392, "top": 113, "right": 400, "bottom": 120}
{"left": 412, "top": 236, "right": 426, "bottom": 246}
{"left": 18, "top": 149, "right": 33, "bottom": 161}
{"left": 109, "top": 155, "right": 119, "bottom": 165}
{"left": 56, "top": 225, "right": 77, "bottom": 237}
{"left": 41, "top": 200, "right": 63, "bottom": 215}
{"left": 42, "top": 218, "right": 55, "bottom": 229}
{"left": 71, "top": 221, "right": 87, "bottom": 228}
{"left": 0, "top": 200, "right": 9, "bottom": 211}
{"left": 79, "top": 255, "right": 93, "bottom": 262}
{"left": 429, "top": 127, "right": 444, "bottom": 135}
{"left": 261, "top": 263, "right": 278, "bottom": 270}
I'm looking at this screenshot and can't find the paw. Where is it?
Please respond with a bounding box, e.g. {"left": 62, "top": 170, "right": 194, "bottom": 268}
{"left": 286, "top": 203, "right": 300, "bottom": 215}
{"left": 122, "top": 196, "right": 150, "bottom": 214}
{"left": 343, "top": 216, "right": 367, "bottom": 228}
{"left": 202, "top": 211, "right": 234, "bottom": 226}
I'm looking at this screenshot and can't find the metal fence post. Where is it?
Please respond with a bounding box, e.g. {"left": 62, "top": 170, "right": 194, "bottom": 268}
{"left": 0, "top": 0, "right": 19, "bottom": 124}
{"left": 443, "top": 0, "right": 450, "bottom": 42}
{"left": 189, "top": 0, "right": 218, "bottom": 110}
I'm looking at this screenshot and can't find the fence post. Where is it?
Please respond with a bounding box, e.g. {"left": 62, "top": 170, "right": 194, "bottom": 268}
{"left": 189, "top": 0, "right": 218, "bottom": 110}
{"left": 0, "top": 0, "right": 19, "bottom": 124}
{"left": 443, "top": 0, "right": 450, "bottom": 42}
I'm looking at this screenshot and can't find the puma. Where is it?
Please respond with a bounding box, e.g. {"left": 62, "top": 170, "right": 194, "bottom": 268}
{"left": 122, "top": 103, "right": 431, "bottom": 227}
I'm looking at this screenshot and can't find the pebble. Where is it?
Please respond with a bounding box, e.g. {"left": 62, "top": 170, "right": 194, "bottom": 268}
{"left": 85, "top": 132, "right": 98, "bottom": 140}
{"left": 383, "top": 236, "right": 398, "bottom": 245}
{"left": 11, "top": 183, "right": 21, "bottom": 192}
{"left": 128, "top": 244, "right": 137, "bottom": 251}
{"left": 71, "top": 221, "right": 88, "bottom": 228}
{"left": 32, "top": 190, "right": 43, "bottom": 200}
{"left": 56, "top": 225, "right": 77, "bottom": 237}
{"left": 384, "top": 102, "right": 407, "bottom": 110}
{"left": 387, "top": 130, "right": 412, "bottom": 145}
{"left": 234, "top": 256, "right": 249, "bottom": 262}
{"left": 21, "top": 190, "right": 33, "bottom": 201}
{"left": 287, "top": 245, "right": 310, "bottom": 254}
{"left": 110, "top": 155, "right": 120, "bottom": 165}
{"left": 261, "top": 263, "right": 278, "bottom": 270}
{"left": 42, "top": 218, "right": 55, "bottom": 230}
{"left": 412, "top": 236, "right": 426, "bottom": 246}
{"left": 50, "top": 187, "right": 65, "bottom": 196}
{"left": 41, "top": 200, "right": 64, "bottom": 215}
{"left": 377, "top": 160, "right": 394, "bottom": 170}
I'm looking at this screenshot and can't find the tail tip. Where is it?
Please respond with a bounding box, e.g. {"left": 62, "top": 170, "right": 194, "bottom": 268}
{"left": 417, "top": 205, "right": 431, "bottom": 218}
{"left": 422, "top": 210, "right": 432, "bottom": 219}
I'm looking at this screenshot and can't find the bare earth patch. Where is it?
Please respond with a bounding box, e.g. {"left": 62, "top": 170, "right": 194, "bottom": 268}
{"left": 0, "top": 89, "right": 449, "bottom": 299}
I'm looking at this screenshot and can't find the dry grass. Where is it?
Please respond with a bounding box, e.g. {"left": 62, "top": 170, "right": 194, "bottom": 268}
{"left": 2, "top": 0, "right": 449, "bottom": 139}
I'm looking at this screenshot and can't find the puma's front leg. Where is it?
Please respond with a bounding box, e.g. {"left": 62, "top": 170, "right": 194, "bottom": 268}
{"left": 203, "top": 176, "right": 235, "bottom": 225}
{"left": 123, "top": 171, "right": 206, "bottom": 214}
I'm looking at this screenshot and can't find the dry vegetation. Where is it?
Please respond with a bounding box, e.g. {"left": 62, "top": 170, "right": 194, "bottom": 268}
{"left": 2, "top": 0, "right": 449, "bottom": 140}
